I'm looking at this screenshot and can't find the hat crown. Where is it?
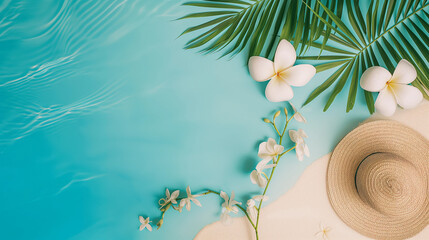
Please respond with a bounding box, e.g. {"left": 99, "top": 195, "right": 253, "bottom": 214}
{"left": 355, "top": 153, "right": 424, "bottom": 217}
{"left": 327, "top": 120, "right": 429, "bottom": 240}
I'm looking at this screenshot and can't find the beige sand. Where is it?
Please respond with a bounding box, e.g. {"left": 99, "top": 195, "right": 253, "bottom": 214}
{"left": 195, "top": 101, "right": 429, "bottom": 240}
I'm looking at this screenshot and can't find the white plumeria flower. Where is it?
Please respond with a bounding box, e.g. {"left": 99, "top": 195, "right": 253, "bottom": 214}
{"left": 258, "top": 138, "right": 284, "bottom": 161}
{"left": 220, "top": 191, "right": 241, "bottom": 225}
{"left": 138, "top": 216, "right": 152, "bottom": 232}
{"left": 179, "top": 186, "right": 202, "bottom": 211}
{"left": 315, "top": 223, "right": 331, "bottom": 240}
{"left": 250, "top": 158, "right": 276, "bottom": 188}
{"left": 360, "top": 59, "right": 423, "bottom": 116}
{"left": 289, "top": 129, "right": 309, "bottom": 161}
{"left": 159, "top": 188, "right": 179, "bottom": 208}
{"left": 246, "top": 195, "right": 269, "bottom": 221}
{"left": 248, "top": 39, "right": 316, "bottom": 102}
{"left": 290, "top": 102, "right": 307, "bottom": 123}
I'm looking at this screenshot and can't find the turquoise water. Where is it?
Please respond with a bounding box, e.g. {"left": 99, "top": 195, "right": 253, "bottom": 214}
{"left": 0, "top": 1, "right": 372, "bottom": 239}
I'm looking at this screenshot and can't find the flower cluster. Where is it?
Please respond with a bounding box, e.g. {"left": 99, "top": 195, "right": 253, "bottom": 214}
{"left": 138, "top": 103, "right": 309, "bottom": 240}
{"left": 139, "top": 187, "right": 242, "bottom": 231}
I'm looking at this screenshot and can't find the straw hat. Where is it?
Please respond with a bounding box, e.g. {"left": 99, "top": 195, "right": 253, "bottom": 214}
{"left": 327, "top": 120, "right": 429, "bottom": 240}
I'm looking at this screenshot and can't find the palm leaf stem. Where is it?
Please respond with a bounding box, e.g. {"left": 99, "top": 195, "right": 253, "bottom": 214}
{"left": 354, "top": 2, "right": 428, "bottom": 57}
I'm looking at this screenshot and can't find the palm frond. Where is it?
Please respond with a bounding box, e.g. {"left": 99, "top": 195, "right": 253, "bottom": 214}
{"left": 302, "top": 0, "right": 429, "bottom": 113}
{"left": 179, "top": 0, "right": 429, "bottom": 114}
{"left": 178, "top": 0, "right": 338, "bottom": 58}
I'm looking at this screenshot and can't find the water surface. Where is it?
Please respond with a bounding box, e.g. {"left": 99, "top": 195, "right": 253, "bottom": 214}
{"left": 0, "top": 1, "right": 370, "bottom": 239}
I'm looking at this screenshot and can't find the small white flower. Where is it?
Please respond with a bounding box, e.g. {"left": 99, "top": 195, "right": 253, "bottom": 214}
{"left": 179, "top": 186, "right": 202, "bottom": 211}
{"left": 252, "top": 195, "right": 269, "bottom": 202}
{"left": 138, "top": 216, "right": 152, "bottom": 232}
{"left": 246, "top": 199, "right": 256, "bottom": 220}
{"left": 248, "top": 39, "right": 316, "bottom": 102}
{"left": 290, "top": 102, "right": 307, "bottom": 123}
{"left": 258, "top": 138, "right": 284, "bottom": 161}
{"left": 220, "top": 191, "right": 241, "bottom": 225}
{"left": 315, "top": 223, "right": 331, "bottom": 240}
{"left": 289, "top": 129, "right": 309, "bottom": 161}
{"left": 250, "top": 159, "right": 276, "bottom": 188}
{"left": 360, "top": 59, "right": 423, "bottom": 116}
{"left": 246, "top": 195, "right": 269, "bottom": 221}
{"left": 159, "top": 188, "right": 180, "bottom": 208}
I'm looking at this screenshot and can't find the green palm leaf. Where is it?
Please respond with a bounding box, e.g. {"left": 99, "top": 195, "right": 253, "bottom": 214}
{"left": 179, "top": 0, "right": 429, "bottom": 114}
{"left": 178, "top": 0, "right": 339, "bottom": 58}
{"left": 302, "top": 0, "right": 429, "bottom": 113}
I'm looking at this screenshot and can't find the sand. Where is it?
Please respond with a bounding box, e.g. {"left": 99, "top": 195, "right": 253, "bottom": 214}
{"left": 195, "top": 100, "right": 429, "bottom": 240}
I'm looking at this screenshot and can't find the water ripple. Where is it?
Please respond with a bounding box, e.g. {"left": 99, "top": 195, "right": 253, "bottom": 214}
{"left": 0, "top": 0, "right": 22, "bottom": 38}
{"left": 0, "top": 50, "right": 80, "bottom": 89}
{"left": 55, "top": 174, "right": 104, "bottom": 196}
{"left": 0, "top": 0, "right": 145, "bottom": 146}
{"left": 0, "top": 81, "right": 127, "bottom": 146}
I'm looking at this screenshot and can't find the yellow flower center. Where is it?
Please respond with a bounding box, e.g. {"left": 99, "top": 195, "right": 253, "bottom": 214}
{"left": 386, "top": 76, "right": 397, "bottom": 86}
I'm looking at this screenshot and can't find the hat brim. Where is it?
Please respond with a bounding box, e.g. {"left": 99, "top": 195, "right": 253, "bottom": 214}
{"left": 327, "top": 120, "right": 429, "bottom": 240}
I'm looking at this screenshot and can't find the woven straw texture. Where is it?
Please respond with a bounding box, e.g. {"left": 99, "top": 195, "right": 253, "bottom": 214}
{"left": 327, "top": 120, "right": 429, "bottom": 240}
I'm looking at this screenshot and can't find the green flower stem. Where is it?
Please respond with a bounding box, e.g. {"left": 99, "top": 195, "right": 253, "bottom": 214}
{"left": 160, "top": 110, "right": 299, "bottom": 239}
{"left": 271, "top": 112, "right": 295, "bottom": 147}
{"left": 237, "top": 204, "right": 257, "bottom": 229}
{"left": 280, "top": 112, "right": 296, "bottom": 145}
{"left": 253, "top": 146, "right": 295, "bottom": 240}
{"left": 271, "top": 123, "right": 281, "bottom": 136}
{"left": 261, "top": 172, "right": 270, "bottom": 180}
{"left": 157, "top": 203, "right": 170, "bottom": 229}
{"left": 164, "top": 189, "right": 257, "bottom": 230}
{"left": 253, "top": 112, "right": 297, "bottom": 240}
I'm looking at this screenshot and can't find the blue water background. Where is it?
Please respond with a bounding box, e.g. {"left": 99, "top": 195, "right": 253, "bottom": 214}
{"left": 0, "top": 0, "right": 406, "bottom": 239}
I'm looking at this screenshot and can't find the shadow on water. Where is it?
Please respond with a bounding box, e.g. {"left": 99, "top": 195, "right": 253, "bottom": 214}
{"left": 240, "top": 154, "right": 258, "bottom": 174}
